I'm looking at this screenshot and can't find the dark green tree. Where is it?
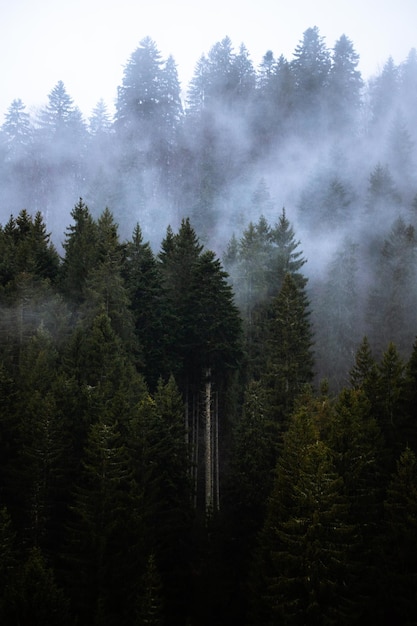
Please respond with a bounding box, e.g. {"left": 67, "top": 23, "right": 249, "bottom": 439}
{"left": 137, "top": 553, "right": 164, "bottom": 626}
{"left": 261, "top": 272, "right": 314, "bottom": 426}
{"left": 59, "top": 199, "right": 99, "bottom": 305}
{"left": 2, "top": 546, "right": 71, "bottom": 626}
{"left": 122, "top": 223, "right": 166, "bottom": 388}
{"left": 328, "top": 388, "right": 384, "bottom": 621}
{"left": 81, "top": 208, "right": 137, "bottom": 355}
{"left": 376, "top": 342, "right": 407, "bottom": 467}
{"left": 403, "top": 338, "right": 417, "bottom": 452}
{"left": 382, "top": 447, "right": 417, "bottom": 625}
{"left": 222, "top": 380, "right": 278, "bottom": 623}
{"left": 254, "top": 398, "right": 353, "bottom": 625}
{"left": 68, "top": 416, "right": 138, "bottom": 625}
{"left": 158, "top": 219, "right": 242, "bottom": 511}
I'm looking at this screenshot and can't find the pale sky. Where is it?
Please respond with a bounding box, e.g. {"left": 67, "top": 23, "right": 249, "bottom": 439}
{"left": 1, "top": 0, "right": 416, "bottom": 122}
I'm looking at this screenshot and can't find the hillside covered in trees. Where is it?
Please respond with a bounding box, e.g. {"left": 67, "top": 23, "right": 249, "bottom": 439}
{"left": 1, "top": 27, "right": 417, "bottom": 625}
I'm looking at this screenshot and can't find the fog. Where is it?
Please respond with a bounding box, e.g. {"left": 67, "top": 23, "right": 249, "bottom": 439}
{"left": 1, "top": 30, "right": 417, "bottom": 389}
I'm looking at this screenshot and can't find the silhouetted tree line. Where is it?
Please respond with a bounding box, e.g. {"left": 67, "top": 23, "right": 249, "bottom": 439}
{"left": 0, "top": 26, "right": 417, "bottom": 626}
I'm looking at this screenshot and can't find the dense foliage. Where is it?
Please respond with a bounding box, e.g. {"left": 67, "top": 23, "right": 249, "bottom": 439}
{"left": 1, "top": 27, "right": 417, "bottom": 625}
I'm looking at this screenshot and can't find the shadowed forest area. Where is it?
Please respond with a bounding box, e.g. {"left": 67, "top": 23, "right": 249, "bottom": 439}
{"left": 1, "top": 27, "right": 417, "bottom": 625}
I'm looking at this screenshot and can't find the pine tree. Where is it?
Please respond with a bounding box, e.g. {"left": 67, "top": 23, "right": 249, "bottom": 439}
{"left": 254, "top": 399, "right": 353, "bottom": 625}
{"left": 328, "top": 34, "right": 363, "bottom": 131}
{"left": 223, "top": 380, "right": 278, "bottom": 624}
{"left": 59, "top": 199, "right": 99, "bottom": 305}
{"left": 261, "top": 273, "right": 314, "bottom": 426}
{"left": 1, "top": 98, "right": 32, "bottom": 160}
{"left": 122, "top": 223, "right": 166, "bottom": 389}
{"left": 329, "top": 388, "right": 384, "bottom": 620}
{"left": 382, "top": 447, "right": 417, "bottom": 624}
{"left": 367, "top": 217, "right": 417, "bottom": 356}
{"left": 291, "top": 26, "right": 331, "bottom": 133}
{"left": 376, "top": 342, "right": 407, "bottom": 466}
{"left": 137, "top": 553, "right": 164, "bottom": 626}
{"left": 81, "top": 208, "right": 137, "bottom": 354}
{"left": 158, "top": 219, "right": 242, "bottom": 511}
{"left": 269, "top": 207, "right": 307, "bottom": 295}
{"left": 314, "top": 238, "right": 361, "bottom": 390}
{"left": 68, "top": 416, "right": 138, "bottom": 625}
{"left": 403, "top": 338, "right": 417, "bottom": 452}
{"left": 369, "top": 56, "right": 399, "bottom": 130}
{"left": 3, "top": 546, "right": 71, "bottom": 625}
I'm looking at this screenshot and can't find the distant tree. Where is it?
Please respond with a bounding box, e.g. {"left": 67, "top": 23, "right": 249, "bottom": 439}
{"left": 328, "top": 34, "right": 363, "bottom": 131}
{"left": 314, "top": 238, "right": 361, "bottom": 389}
{"left": 1, "top": 99, "right": 32, "bottom": 159}
{"left": 385, "top": 114, "right": 415, "bottom": 194}
{"left": 115, "top": 36, "right": 180, "bottom": 165}
{"left": 232, "top": 43, "right": 256, "bottom": 104}
{"left": 38, "top": 81, "right": 84, "bottom": 141}
{"left": 369, "top": 56, "right": 399, "bottom": 129}
{"left": 298, "top": 168, "right": 355, "bottom": 230}
{"left": 201, "top": 37, "right": 238, "bottom": 107}
{"left": 186, "top": 54, "right": 210, "bottom": 115}
{"left": 36, "top": 80, "right": 87, "bottom": 199}
{"left": 88, "top": 99, "right": 113, "bottom": 137}
{"left": 291, "top": 26, "right": 331, "bottom": 132}
{"left": 269, "top": 207, "right": 307, "bottom": 294}
{"left": 398, "top": 47, "right": 417, "bottom": 135}
{"left": 365, "top": 163, "right": 401, "bottom": 219}
{"left": 366, "top": 217, "right": 417, "bottom": 355}
{"left": 257, "top": 50, "right": 275, "bottom": 89}
{"left": 253, "top": 53, "right": 295, "bottom": 149}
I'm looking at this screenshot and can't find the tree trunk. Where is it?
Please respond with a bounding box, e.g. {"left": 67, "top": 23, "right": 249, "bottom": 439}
{"left": 204, "top": 368, "right": 213, "bottom": 512}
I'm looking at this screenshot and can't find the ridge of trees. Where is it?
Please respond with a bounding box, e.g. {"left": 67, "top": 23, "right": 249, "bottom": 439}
{"left": 1, "top": 25, "right": 417, "bottom": 626}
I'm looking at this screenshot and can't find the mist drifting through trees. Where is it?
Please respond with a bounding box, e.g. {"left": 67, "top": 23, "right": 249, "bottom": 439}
{"left": 1, "top": 27, "right": 417, "bottom": 625}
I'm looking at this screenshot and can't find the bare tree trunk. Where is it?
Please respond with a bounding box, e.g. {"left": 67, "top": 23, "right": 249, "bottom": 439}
{"left": 193, "top": 392, "right": 199, "bottom": 508}
{"left": 204, "top": 368, "right": 213, "bottom": 512}
{"left": 215, "top": 390, "right": 220, "bottom": 510}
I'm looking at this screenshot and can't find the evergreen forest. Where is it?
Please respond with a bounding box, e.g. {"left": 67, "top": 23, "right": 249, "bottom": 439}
{"left": 1, "top": 28, "right": 417, "bottom": 625}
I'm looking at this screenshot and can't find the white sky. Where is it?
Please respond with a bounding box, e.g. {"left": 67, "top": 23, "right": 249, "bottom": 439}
{"left": 1, "top": 0, "right": 416, "bottom": 122}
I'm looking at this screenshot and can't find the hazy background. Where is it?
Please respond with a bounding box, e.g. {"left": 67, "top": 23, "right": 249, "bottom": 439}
{"left": 1, "top": 0, "right": 417, "bottom": 118}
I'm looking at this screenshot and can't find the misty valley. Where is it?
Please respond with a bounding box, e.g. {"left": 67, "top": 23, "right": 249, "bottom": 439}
{"left": 0, "top": 27, "right": 417, "bottom": 625}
